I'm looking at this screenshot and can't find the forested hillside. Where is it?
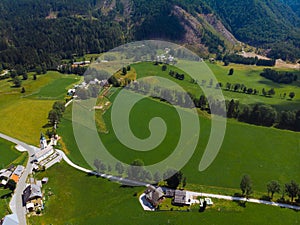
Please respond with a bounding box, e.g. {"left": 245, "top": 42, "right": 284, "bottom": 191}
{"left": 281, "top": 0, "right": 300, "bottom": 17}
{"left": 0, "top": 0, "right": 299, "bottom": 70}
{"left": 205, "top": 0, "right": 300, "bottom": 61}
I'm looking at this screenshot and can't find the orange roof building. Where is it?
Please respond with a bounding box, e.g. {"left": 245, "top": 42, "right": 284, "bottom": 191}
{"left": 10, "top": 174, "right": 20, "bottom": 183}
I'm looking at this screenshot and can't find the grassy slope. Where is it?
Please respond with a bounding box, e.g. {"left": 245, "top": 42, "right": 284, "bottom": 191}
{"left": 207, "top": 62, "right": 300, "bottom": 110}
{"left": 0, "top": 138, "right": 20, "bottom": 169}
{"left": 59, "top": 92, "right": 300, "bottom": 194}
{"left": 57, "top": 62, "right": 300, "bottom": 194}
{"left": 0, "top": 189, "right": 11, "bottom": 218}
{"left": 0, "top": 72, "right": 79, "bottom": 145}
{"left": 132, "top": 62, "right": 300, "bottom": 111}
{"left": 28, "top": 162, "right": 300, "bottom": 225}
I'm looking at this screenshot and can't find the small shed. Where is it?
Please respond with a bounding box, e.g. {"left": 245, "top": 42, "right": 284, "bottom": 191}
{"left": 42, "top": 177, "right": 49, "bottom": 184}
{"left": 172, "top": 190, "right": 189, "bottom": 206}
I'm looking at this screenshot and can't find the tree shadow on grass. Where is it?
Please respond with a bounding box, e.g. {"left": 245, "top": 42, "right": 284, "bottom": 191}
{"left": 42, "top": 123, "right": 52, "bottom": 128}
{"left": 0, "top": 192, "right": 12, "bottom": 199}
{"left": 260, "top": 195, "right": 271, "bottom": 201}
{"left": 234, "top": 200, "right": 247, "bottom": 208}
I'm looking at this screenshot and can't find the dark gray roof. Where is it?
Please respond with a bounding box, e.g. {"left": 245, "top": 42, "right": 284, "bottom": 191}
{"left": 22, "top": 184, "right": 42, "bottom": 204}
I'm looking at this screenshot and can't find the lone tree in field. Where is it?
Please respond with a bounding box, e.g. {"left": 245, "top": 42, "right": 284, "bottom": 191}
{"left": 267, "top": 180, "right": 280, "bottom": 199}
{"left": 127, "top": 159, "right": 144, "bottom": 180}
{"left": 115, "top": 162, "right": 124, "bottom": 175}
{"left": 240, "top": 175, "right": 253, "bottom": 198}
{"left": 122, "top": 67, "right": 127, "bottom": 75}
{"left": 163, "top": 169, "right": 183, "bottom": 189}
{"left": 289, "top": 92, "right": 295, "bottom": 100}
{"left": 48, "top": 110, "right": 59, "bottom": 126}
{"left": 13, "top": 77, "right": 22, "bottom": 87}
{"left": 94, "top": 159, "right": 101, "bottom": 173}
{"left": 285, "top": 180, "right": 299, "bottom": 202}
{"left": 153, "top": 172, "right": 161, "bottom": 184}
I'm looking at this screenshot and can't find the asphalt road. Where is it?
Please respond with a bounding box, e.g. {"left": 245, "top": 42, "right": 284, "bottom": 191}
{"left": 0, "top": 133, "right": 35, "bottom": 225}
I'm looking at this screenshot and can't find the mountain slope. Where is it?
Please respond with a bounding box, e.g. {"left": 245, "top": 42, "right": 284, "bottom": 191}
{"left": 205, "top": 0, "right": 300, "bottom": 45}
{"left": 0, "top": 0, "right": 299, "bottom": 69}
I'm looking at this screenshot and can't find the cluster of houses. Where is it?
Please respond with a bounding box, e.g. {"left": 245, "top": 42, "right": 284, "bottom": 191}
{"left": 156, "top": 48, "right": 175, "bottom": 64}
{"left": 67, "top": 79, "right": 109, "bottom": 97}
{"left": 0, "top": 165, "right": 25, "bottom": 186}
{"left": 0, "top": 134, "right": 58, "bottom": 224}
{"left": 72, "top": 60, "right": 91, "bottom": 67}
{"left": 144, "top": 185, "right": 213, "bottom": 210}
{"left": 0, "top": 177, "right": 49, "bottom": 225}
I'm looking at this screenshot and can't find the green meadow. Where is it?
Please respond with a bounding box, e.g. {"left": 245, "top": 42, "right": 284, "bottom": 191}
{"left": 0, "top": 138, "right": 21, "bottom": 169}
{"left": 0, "top": 71, "right": 79, "bottom": 145}
{"left": 59, "top": 93, "right": 300, "bottom": 195}
{"left": 207, "top": 62, "right": 300, "bottom": 110}
{"left": 28, "top": 162, "right": 300, "bottom": 225}
{"left": 28, "top": 75, "right": 79, "bottom": 100}
{"left": 132, "top": 62, "right": 300, "bottom": 111}
{"left": 0, "top": 189, "right": 11, "bottom": 219}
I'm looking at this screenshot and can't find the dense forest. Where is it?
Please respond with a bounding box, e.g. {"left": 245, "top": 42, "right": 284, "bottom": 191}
{"left": 0, "top": 0, "right": 299, "bottom": 70}
{"left": 205, "top": 0, "right": 300, "bottom": 61}
{"left": 281, "top": 0, "right": 300, "bottom": 17}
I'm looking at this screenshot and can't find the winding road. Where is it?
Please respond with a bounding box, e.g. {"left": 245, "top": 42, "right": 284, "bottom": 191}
{"left": 1, "top": 132, "right": 299, "bottom": 225}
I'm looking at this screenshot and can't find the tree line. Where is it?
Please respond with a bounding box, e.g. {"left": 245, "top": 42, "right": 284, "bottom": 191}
{"left": 260, "top": 68, "right": 298, "bottom": 84}
{"left": 104, "top": 63, "right": 299, "bottom": 132}
{"left": 240, "top": 175, "right": 300, "bottom": 205}
{"left": 94, "top": 158, "right": 186, "bottom": 189}
{"left": 46, "top": 101, "right": 66, "bottom": 138}
{"left": 224, "top": 99, "right": 300, "bottom": 131}
{"left": 222, "top": 54, "right": 276, "bottom": 67}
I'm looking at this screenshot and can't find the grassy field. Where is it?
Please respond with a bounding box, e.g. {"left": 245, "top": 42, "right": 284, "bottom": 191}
{"left": 28, "top": 162, "right": 300, "bottom": 225}
{"left": 60, "top": 92, "right": 300, "bottom": 194}
{"left": 0, "top": 71, "right": 80, "bottom": 145}
{"left": 0, "top": 138, "right": 21, "bottom": 169}
{"left": 207, "top": 61, "right": 300, "bottom": 110}
{"left": 28, "top": 75, "right": 79, "bottom": 100}
{"left": 0, "top": 189, "right": 12, "bottom": 219}
{"left": 132, "top": 62, "right": 300, "bottom": 111}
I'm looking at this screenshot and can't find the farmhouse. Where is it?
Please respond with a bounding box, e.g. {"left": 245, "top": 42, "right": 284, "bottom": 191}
{"left": 144, "top": 185, "right": 165, "bottom": 207}
{"left": 22, "top": 184, "right": 43, "bottom": 212}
